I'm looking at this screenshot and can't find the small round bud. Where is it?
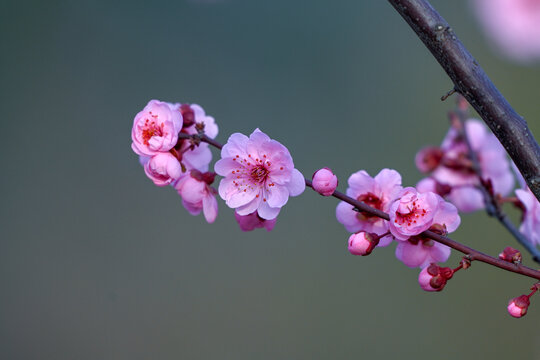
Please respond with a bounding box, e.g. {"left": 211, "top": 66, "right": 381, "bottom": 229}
{"left": 415, "top": 146, "right": 443, "bottom": 173}
{"left": 418, "top": 263, "right": 453, "bottom": 292}
{"left": 312, "top": 168, "right": 338, "bottom": 196}
{"left": 348, "top": 232, "right": 379, "bottom": 256}
{"left": 507, "top": 295, "right": 530, "bottom": 318}
{"left": 498, "top": 247, "right": 522, "bottom": 264}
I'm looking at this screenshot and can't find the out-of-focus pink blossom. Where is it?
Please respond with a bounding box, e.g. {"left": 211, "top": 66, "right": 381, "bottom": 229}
{"left": 143, "top": 152, "right": 183, "bottom": 186}
{"left": 234, "top": 211, "right": 277, "bottom": 232}
{"left": 393, "top": 192, "right": 460, "bottom": 267}
{"left": 417, "top": 119, "right": 513, "bottom": 213}
{"left": 388, "top": 187, "right": 439, "bottom": 241}
{"left": 336, "top": 169, "right": 402, "bottom": 247}
{"left": 473, "top": 0, "right": 540, "bottom": 63}
{"left": 507, "top": 295, "right": 530, "bottom": 318}
{"left": 348, "top": 232, "right": 379, "bottom": 256}
{"left": 418, "top": 263, "right": 454, "bottom": 292}
{"left": 174, "top": 170, "right": 218, "bottom": 223}
{"left": 312, "top": 168, "right": 338, "bottom": 196}
{"left": 132, "top": 100, "right": 183, "bottom": 156}
{"left": 415, "top": 146, "right": 443, "bottom": 173}
{"left": 214, "top": 129, "right": 305, "bottom": 220}
{"left": 516, "top": 188, "right": 540, "bottom": 247}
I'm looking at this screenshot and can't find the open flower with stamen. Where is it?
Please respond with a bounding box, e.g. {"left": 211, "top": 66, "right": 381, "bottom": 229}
{"left": 131, "top": 100, "right": 183, "bottom": 156}
{"left": 214, "top": 129, "right": 305, "bottom": 220}
{"left": 336, "top": 169, "right": 402, "bottom": 247}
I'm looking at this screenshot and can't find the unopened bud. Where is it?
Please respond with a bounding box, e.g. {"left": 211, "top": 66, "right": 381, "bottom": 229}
{"left": 348, "top": 232, "right": 379, "bottom": 256}
{"left": 418, "top": 263, "right": 454, "bottom": 292}
{"left": 507, "top": 295, "right": 530, "bottom": 318}
{"left": 498, "top": 247, "right": 522, "bottom": 264}
{"left": 312, "top": 168, "right": 338, "bottom": 196}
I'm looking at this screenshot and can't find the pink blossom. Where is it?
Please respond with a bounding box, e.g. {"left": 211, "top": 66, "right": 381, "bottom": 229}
{"left": 312, "top": 168, "right": 338, "bottom": 196}
{"left": 418, "top": 119, "right": 513, "bottom": 213}
{"left": 507, "top": 295, "right": 530, "bottom": 318}
{"left": 336, "top": 169, "right": 402, "bottom": 247}
{"left": 473, "top": 0, "right": 540, "bottom": 63}
{"left": 175, "top": 104, "right": 219, "bottom": 173}
{"left": 393, "top": 192, "right": 460, "bottom": 267}
{"left": 388, "top": 187, "right": 440, "bottom": 241}
{"left": 234, "top": 211, "right": 277, "bottom": 232}
{"left": 143, "top": 152, "right": 183, "bottom": 186}
{"left": 174, "top": 170, "right": 218, "bottom": 223}
{"left": 515, "top": 188, "right": 540, "bottom": 247}
{"left": 214, "top": 129, "right": 305, "bottom": 220}
{"left": 131, "top": 100, "right": 183, "bottom": 156}
{"left": 418, "top": 263, "right": 454, "bottom": 292}
{"left": 348, "top": 232, "right": 379, "bottom": 256}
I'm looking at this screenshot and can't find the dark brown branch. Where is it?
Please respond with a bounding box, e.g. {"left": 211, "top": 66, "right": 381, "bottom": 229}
{"left": 387, "top": 0, "right": 540, "bottom": 203}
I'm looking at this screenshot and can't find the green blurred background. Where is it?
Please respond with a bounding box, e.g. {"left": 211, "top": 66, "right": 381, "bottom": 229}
{"left": 1, "top": 0, "right": 539, "bottom": 359}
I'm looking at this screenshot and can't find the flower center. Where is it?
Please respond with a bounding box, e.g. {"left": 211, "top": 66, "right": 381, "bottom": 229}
{"left": 141, "top": 117, "right": 164, "bottom": 145}
{"left": 356, "top": 192, "right": 383, "bottom": 221}
{"left": 394, "top": 198, "right": 427, "bottom": 227}
{"left": 250, "top": 165, "right": 269, "bottom": 184}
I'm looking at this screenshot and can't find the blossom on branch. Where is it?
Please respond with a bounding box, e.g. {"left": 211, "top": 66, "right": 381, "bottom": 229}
{"left": 336, "top": 169, "right": 402, "bottom": 247}
{"left": 140, "top": 153, "right": 183, "bottom": 186}
{"left": 214, "top": 129, "right": 305, "bottom": 220}
{"left": 174, "top": 170, "right": 218, "bottom": 223}
{"left": 234, "top": 211, "right": 277, "bottom": 232}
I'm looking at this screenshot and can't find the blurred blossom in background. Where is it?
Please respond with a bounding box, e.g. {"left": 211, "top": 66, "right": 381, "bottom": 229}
{"left": 472, "top": 0, "right": 540, "bottom": 63}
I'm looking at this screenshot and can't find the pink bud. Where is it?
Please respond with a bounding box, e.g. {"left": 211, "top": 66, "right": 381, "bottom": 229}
{"left": 507, "top": 295, "right": 530, "bottom": 318}
{"left": 312, "top": 168, "right": 338, "bottom": 196}
{"left": 418, "top": 263, "right": 453, "bottom": 292}
{"left": 498, "top": 247, "right": 522, "bottom": 264}
{"left": 348, "top": 232, "right": 379, "bottom": 256}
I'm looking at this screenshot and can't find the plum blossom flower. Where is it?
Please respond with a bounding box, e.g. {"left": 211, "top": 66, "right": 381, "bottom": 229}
{"left": 515, "top": 188, "right": 540, "bottom": 247}
{"left": 392, "top": 190, "right": 460, "bottom": 268}
{"left": 312, "top": 168, "right": 338, "bottom": 196}
{"left": 131, "top": 100, "right": 183, "bottom": 156}
{"left": 234, "top": 211, "right": 277, "bottom": 232}
{"left": 472, "top": 0, "right": 540, "bottom": 63}
{"left": 175, "top": 104, "right": 219, "bottom": 173}
{"left": 214, "top": 129, "right": 305, "bottom": 220}
{"left": 336, "top": 169, "right": 402, "bottom": 247}
{"left": 417, "top": 119, "right": 513, "bottom": 213}
{"left": 174, "top": 170, "right": 218, "bottom": 223}
{"left": 142, "top": 152, "right": 183, "bottom": 186}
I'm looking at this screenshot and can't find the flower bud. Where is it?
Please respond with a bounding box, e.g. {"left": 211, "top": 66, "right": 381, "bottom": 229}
{"left": 348, "top": 232, "right": 379, "bottom": 256}
{"left": 312, "top": 168, "right": 338, "bottom": 196}
{"left": 418, "top": 263, "right": 453, "bottom": 292}
{"left": 498, "top": 247, "right": 522, "bottom": 264}
{"left": 507, "top": 295, "right": 530, "bottom": 318}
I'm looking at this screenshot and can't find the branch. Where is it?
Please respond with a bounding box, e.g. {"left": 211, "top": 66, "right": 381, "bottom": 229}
{"left": 183, "top": 132, "right": 540, "bottom": 281}
{"left": 387, "top": 0, "right": 540, "bottom": 203}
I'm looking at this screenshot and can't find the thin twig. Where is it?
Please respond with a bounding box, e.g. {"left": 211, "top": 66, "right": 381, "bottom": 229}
{"left": 183, "top": 132, "right": 540, "bottom": 281}
{"left": 387, "top": 0, "right": 540, "bottom": 203}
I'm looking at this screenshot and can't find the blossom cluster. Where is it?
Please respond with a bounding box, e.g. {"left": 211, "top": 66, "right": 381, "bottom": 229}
{"left": 131, "top": 99, "right": 220, "bottom": 223}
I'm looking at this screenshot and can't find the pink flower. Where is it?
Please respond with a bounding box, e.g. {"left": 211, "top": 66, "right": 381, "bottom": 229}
{"left": 214, "top": 129, "right": 305, "bottom": 220}
{"left": 174, "top": 170, "right": 218, "bottom": 223}
{"left": 473, "top": 0, "right": 540, "bottom": 63}
{"left": 388, "top": 187, "right": 439, "bottom": 241}
{"left": 234, "top": 211, "right": 277, "bottom": 232}
{"left": 418, "top": 263, "right": 454, "bottom": 292}
{"left": 392, "top": 191, "right": 460, "bottom": 267}
{"left": 312, "top": 168, "right": 338, "bottom": 196}
{"left": 175, "top": 104, "right": 219, "bottom": 173}
{"left": 507, "top": 295, "right": 530, "bottom": 318}
{"left": 336, "top": 169, "right": 402, "bottom": 247}
{"left": 348, "top": 232, "right": 379, "bottom": 256}
{"left": 515, "top": 188, "right": 540, "bottom": 247}
{"left": 418, "top": 120, "right": 513, "bottom": 213}
{"left": 142, "top": 152, "right": 183, "bottom": 186}
{"left": 131, "top": 100, "right": 183, "bottom": 156}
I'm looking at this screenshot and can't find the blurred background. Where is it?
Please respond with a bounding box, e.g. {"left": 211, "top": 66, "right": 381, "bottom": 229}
{"left": 1, "top": 0, "right": 539, "bottom": 359}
